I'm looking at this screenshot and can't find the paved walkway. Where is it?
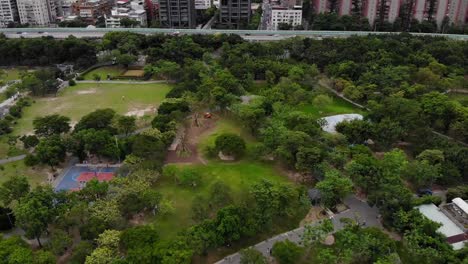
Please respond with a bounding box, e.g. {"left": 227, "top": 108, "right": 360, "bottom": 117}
{"left": 0, "top": 154, "right": 26, "bottom": 165}
{"left": 76, "top": 80, "right": 169, "bottom": 84}
{"left": 215, "top": 196, "right": 381, "bottom": 264}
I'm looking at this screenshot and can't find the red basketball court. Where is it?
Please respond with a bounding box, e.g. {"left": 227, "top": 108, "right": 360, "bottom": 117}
{"left": 77, "top": 172, "right": 115, "bottom": 182}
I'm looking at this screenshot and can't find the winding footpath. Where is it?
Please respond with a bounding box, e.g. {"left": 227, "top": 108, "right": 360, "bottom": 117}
{"left": 215, "top": 196, "right": 382, "bottom": 264}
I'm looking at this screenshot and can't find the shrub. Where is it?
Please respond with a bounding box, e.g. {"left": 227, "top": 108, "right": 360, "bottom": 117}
{"left": 177, "top": 168, "right": 201, "bottom": 187}
{"left": 68, "top": 79, "right": 76, "bottom": 86}
{"left": 215, "top": 133, "right": 246, "bottom": 159}
{"left": 272, "top": 240, "right": 304, "bottom": 264}
{"left": 20, "top": 135, "right": 39, "bottom": 149}
{"left": 413, "top": 195, "right": 442, "bottom": 206}
{"left": 24, "top": 154, "right": 39, "bottom": 167}
{"left": 204, "top": 145, "right": 218, "bottom": 158}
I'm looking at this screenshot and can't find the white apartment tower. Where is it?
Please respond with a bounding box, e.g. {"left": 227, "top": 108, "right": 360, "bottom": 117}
{"left": 17, "top": 0, "right": 57, "bottom": 26}
{"left": 0, "top": 0, "right": 18, "bottom": 27}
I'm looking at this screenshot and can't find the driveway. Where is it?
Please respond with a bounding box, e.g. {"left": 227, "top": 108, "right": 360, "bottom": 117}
{"left": 215, "top": 195, "right": 381, "bottom": 264}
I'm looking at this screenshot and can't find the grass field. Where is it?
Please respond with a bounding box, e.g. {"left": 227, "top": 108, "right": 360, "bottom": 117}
{"left": 153, "top": 114, "right": 293, "bottom": 239}
{"left": 297, "top": 96, "right": 364, "bottom": 119}
{"left": 0, "top": 68, "right": 22, "bottom": 82}
{"left": 197, "top": 116, "right": 256, "bottom": 154}
{"left": 0, "top": 160, "right": 48, "bottom": 186}
{"left": 13, "top": 82, "right": 172, "bottom": 135}
{"left": 82, "top": 66, "right": 125, "bottom": 80}
{"left": 0, "top": 136, "right": 26, "bottom": 158}
{"left": 153, "top": 161, "right": 290, "bottom": 239}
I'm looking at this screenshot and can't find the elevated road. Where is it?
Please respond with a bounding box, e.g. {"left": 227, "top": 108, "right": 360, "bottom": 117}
{"left": 1, "top": 28, "right": 467, "bottom": 41}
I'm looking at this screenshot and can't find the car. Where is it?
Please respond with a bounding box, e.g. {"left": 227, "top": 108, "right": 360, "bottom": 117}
{"left": 417, "top": 188, "right": 433, "bottom": 197}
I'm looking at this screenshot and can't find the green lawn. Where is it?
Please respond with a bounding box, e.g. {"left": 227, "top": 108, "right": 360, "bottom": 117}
{"left": 153, "top": 161, "right": 289, "bottom": 239}
{"left": 0, "top": 68, "right": 22, "bottom": 82}
{"left": 297, "top": 96, "right": 364, "bottom": 119}
{"left": 153, "top": 115, "right": 291, "bottom": 239}
{"left": 82, "top": 66, "right": 125, "bottom": 80}
{"left": 0, "top": 160, "right": 48, "bottom": 186}
{"left": 13, "top": 82, "right": 172, "bottom": 135}
{"left": 198, "top": 116, "right": 256, "bottom": 154}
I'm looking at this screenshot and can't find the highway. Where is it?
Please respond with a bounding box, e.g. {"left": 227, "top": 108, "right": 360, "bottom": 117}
{"left": 1, "top": 27, "right": 467, "bottom": 41}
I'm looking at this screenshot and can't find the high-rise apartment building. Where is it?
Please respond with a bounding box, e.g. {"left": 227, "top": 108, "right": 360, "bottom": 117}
{"left": 219, "top": 0, "right": 251, "bottom": 28}
{"left": 312, "top": 0, "right": 468, "bottom": 27}
{"left": 0, "top": 0, "right": 19, "bottom": 27}
{"left": 159, "top": 0, "right": 196, "bottom": 28}
{"left": 17, "top": 0, "right": 56, "bottom": 26}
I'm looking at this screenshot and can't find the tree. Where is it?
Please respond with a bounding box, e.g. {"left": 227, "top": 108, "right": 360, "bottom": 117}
{"left": 177, "top": 168, "right": 202, "bottom": 187}
{"left": 35, "top": 136, "right": 66, "bottom": 169}
{"left": 33, "top": 114, "right": 71, "bottom": 137}
{"left": 316, "top": 169, "right": 353, "bottom": 207}
{"left": 19, "top": 135, "right": 39, "bottom": 149}
{"left": 35, "top": 250, "right": 56, "bottom": 264}
{"left": 0, "top": 120, "right": 12, "bottom": 135}
{"left": 313, "top": 94, "right": 332, "bottom": 108}
{"left": 93, "top": 74, "right": 101, "bottom": 82}
{"left": 239, "top": 248, "right": 267, "bottom": 264}
{"left": 271, "top": 240, "right": 304, "bottom": 264}
{"left": 116, "top": 54, "right": 137, "bottom": 67}
{"left": 345, "top": 154, "right": 381, "bottom": 193}
{"left": 115, "top": 115, "right": 136, "bottom": 136}
{"left": 74, "top": 108, "right": 116, "bottom": 132}
{"left": 0, "top": 236, "right": 34, "bottom": 262}
{"left": 13, "top": 186, "right": 58, "bottom": 247}
{"left": 48, "top": 229, "right": 72, "bottom": 255}
{"left": 232, "top": 100, "right": 267, "bottom": 134}
{"left": 0, "top": 175, "right": 30, "bottom": 207}
{"left": 215, "top": 133, "right": 246, "bottom": 159}
{"left": 302, "top": 219, "right": 334, "bottom": 246}
{"left": 69, "top": 241, "right": 93, "bottom": 264}
{"left": 405, "top": 160, "right": 441, "bottom": 188}
{"left": 295, "top": 147, "right": 324, "bottom": 173}
{"left": 336, "top": 119, "right": 373, "bottom": 144}
{"left": 120, "top": 17, "right": 140, "bottom": 28}
{"left": 153, "top": 60, "right": 181, "bottom": 81}
{"left": 416, "top": 149, "right": 444, "bottom": 165}
{"left": 191, "top": 195, "right": 209, "bottom": 222}
{"left": 209, "top": 181, "right": 233, "bottom": 209}
{"left": 120, "top": 225, "right": 160, "bottom": 263}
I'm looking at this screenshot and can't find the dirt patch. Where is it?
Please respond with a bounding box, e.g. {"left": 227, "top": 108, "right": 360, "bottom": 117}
{"left": 122, "top": 70, "right": 145, "bottom": 77}
{"left": 44, "top": 97, "right": 58, "bottom": 101}
{"left": 125, "top": 106, "right": 156, "bottom": 117}
{"left": 300, "top": 206, "right": 327, "bottom": 226}
{"left": 76, "top": 89, "right": 96, "bottom": 95}
{"left": 165, "top": 113, "right": 218, "bottom": 164}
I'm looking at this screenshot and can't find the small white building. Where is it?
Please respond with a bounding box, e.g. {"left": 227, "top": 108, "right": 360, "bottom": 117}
{"left": 416, "top": 201, "right": 468, "bottom": 250}
{"left": 320, "top": 114, "right": 363, "bottom": 134}
{"left": 268, "top": 0, "right": 302, "bottom": 30}
{"left": 271, "top": 8, "right": 302, "bottom": 30}
{"left": 105, "top": 0, "right": 147, "bottom": 28}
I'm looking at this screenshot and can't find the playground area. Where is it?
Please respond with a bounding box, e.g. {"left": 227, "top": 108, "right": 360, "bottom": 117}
{"left": 55, "top": 165, "right": 118, "bottom": 191}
